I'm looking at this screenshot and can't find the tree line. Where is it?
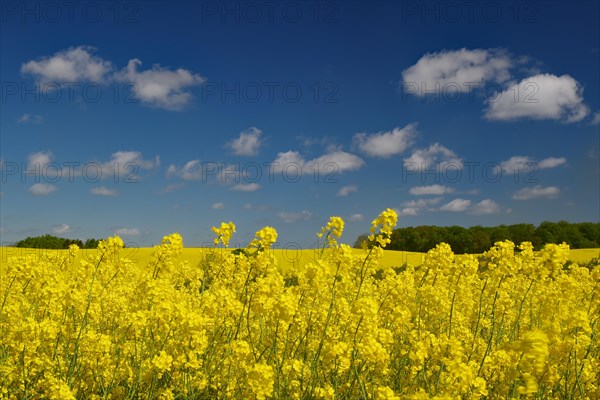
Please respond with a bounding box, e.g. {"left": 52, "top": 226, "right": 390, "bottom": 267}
{"left": 14, "top": 234, "right": 102, "bottom": 249}
{"left": 354, "top": 221, "right": 600, "bottom": 254}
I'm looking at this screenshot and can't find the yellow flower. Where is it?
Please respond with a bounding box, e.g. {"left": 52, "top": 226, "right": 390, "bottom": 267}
{"left": 211, "top": 221, "right": 236, "bottom": 247}
{"left": 318, "top": 216, "right": 345, "bottom": 241}
{"left": 368, "top": 208, "right": 398, "bottom": 248}
{"left": 248, "top": 226, "right": 278, "bottom": 250}
{"left": 247, "top": 363, "right": 274, "bottom": 400}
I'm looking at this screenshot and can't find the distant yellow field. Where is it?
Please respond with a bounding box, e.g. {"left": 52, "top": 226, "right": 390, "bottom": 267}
{"left": 2, "top": 246, "right": 598, "bottom": 272}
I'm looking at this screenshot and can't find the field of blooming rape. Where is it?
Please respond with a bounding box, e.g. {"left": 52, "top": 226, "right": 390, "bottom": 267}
{"left": 1, "top": 209, "right": 599, "bottom": 399}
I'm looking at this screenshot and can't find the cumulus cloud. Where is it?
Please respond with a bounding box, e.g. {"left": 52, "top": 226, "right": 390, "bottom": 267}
{"left": 395, "top": 197, "right": 443, "bottom": 216}
{"left": 231, "top": 183, "right": 261, "bottom": 192}
{"left": 537, "top": 157, "right": 567, "bottom": 169}
{"left": 500, "top": 155, "right": 566, "bottom": 172}
{"left": 270, "top": 151, "right": 305, "bottom": 173}
{"left": 212, "top": 202, "right": 225, "bottom": 210}
{"left": 21, "top": 46, "right": 113, "bottom": 82}
{"left": 309, "top": 151, "right": 365, "bottom": 173}
{"left": 27, "top": 150, "right": 54, "bottom": 170}
{"left": 348, "top": 213, "right": 365, "bottom": 222}
{"left": 469, "top": 199, "right": 501, "bottom": 215}
{"left": 166, "top": 161, "right": 263, "bottom": 185}
{"left": 277, "top": 210, "right": 312, "bottom": 223}
{"left": 114, "top": 228, "right": 140, "bottom": 236}
{"left": 401, "top": 48, "right": 512, "bottom": 96}
{"left": 115, "top": 59, "right": 205, "bottom": 110}
{"left": 403, "top": 143, "right": 462, "bottom": 172}
{"left": 226, "top": 127, "right": 263, "bottom": 156}
{"left": 591, "top": 111, "right": 600, "bottom": 125}
{"left": 485, "top": 74, "right": 589, "bottom": 122}
{"left": 409, "top": 184, "right": 455, "bottom": 195}
{"left": 337, "top": 185, "right": 358, "bottom": 196}
{"left": 167, "top": 160, "right": 204, "bottom": 181}
{"left": 353, "top": 124, "right": 416, "bottom": 158}
{"left": 100, "top": 151, "right": 159, "bottom": 180}
{"left": 440, "top": 198, "right": 472, "bottom": 212}
{"left": 29, "top": 183, "right": 57, "bottom": 196}
{"left": 22, "top": 46, "right": 205, "bottom": 111}
{"left": 18, "top": 114, "right": 43, "bottom": 124}
{"left": 271, "top": 150, "right": 364, "bottom": 175}
{"left": 512, "top": 185, "right": 560, "bottom": 200}
{"left": 90, "top": 187, "right": 118, "bottom": 196}
{"left": 52, "top": 224, "right": 72, "bottom": 235}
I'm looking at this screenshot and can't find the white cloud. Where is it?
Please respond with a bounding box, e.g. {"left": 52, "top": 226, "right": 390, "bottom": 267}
{"left": 538, "top": 157, "right": 567, "bottom": 169}
{"left": 348, "top": 213, "right": 365, "bottom": 222}
{"left": 353, "top": 124, "right": 416, "bottom": 158}
{"left": 212, "top": 202, "right": 225, "bottom": 210}
{"left": 231, "top": 183, "right": 261, "bottom": 192}
{"left": 309, "top": 151, "right": 365, "bottom": 173}
{"left": 52, "top": 224, "right": 72, "bottom": 235}
{"left": 500, "top": 155, "right": 566, "bottom": 172}
{"left": 401, "top": 48, "right": 512, "bottom": 96}
{"left": 167, "top": 161, "right": 263, "bottom": 185}
{"left": 21, "top": 46, "right": 113, "bottom": 83}
{"left": 21, "top": 46, "right": 206, "bottom": 111}
{"left": 115, "top": 228, "right": 140, "bottom": 236}
{"left": 485, "top": 74, "right": 589, "bottom": 122}
{"left": 100, "top": 151, "right": 158, "bottom": 180}
{"left": 271, "top": 151, "right": 305, "bottom": 173}
{"left": 115, "top": 58, "right": 205, "bottom": 110}
{"left": 337, "top": 185, "right": 358, "bottom": 196}
{"left": 18, "top": 114, "right": 43, "bottom": 124}
{"left": 395, "top": 207, "right": 419, "bottom": 216}
{"left": 440, "top": 198, "right": 472, "bottom": 212}
{"left": 395, "top": 197, "right": 443, "bottom": 216}
{"left": 469, "top": 199, "right": 501, "bottom": 215}
{"left": 403, "top": 143, "right": 462, "bottom": 172}
{"left": 167, "top": 160, "right": 203, "bottom": 180}
{"left": 166, "top": 165, "right": 177, "bottom": 177}
{"left": 27, "top": 150, "right": 53, "bottom": 170}
{"left": 591, "top": 111, "right": 600, "bottom": 125}
{"left": 409, "top": 184, "right": 455, "bottom": 195}
{"left": 277, "top": 210, "right": 312, "bottom": 223}
{"left": 271, "top": 150, "right": 364, "bottom": 175}
{"left": 513, "top": 185, "right": 560, "bottom": 200}
{"left": 90, "top": 187, "right": 118, "bottom": 196}
{"left": 29, "top": 183, "right": 57, "bottom": 196}
{"left": 499, "top": 156, "right": 533, "bottom": 172}
{"left": 226, "top": 127, "right": 263, "bottom": 156}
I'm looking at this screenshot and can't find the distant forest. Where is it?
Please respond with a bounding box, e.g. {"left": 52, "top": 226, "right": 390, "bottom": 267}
{"left": 14, "top": 234, "right": 102, "bottom": 249}
{"left": 354, "top": 221, "right": 600, "bottom": 253}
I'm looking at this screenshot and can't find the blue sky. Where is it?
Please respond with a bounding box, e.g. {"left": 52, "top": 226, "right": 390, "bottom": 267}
{"left": 1, "top": 0, "right": 599, "bottom": 248}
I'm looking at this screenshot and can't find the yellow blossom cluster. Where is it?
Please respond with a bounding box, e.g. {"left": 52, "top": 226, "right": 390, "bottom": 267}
{"left": 0, "top": 209, "right": 598, "bottom": 399}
